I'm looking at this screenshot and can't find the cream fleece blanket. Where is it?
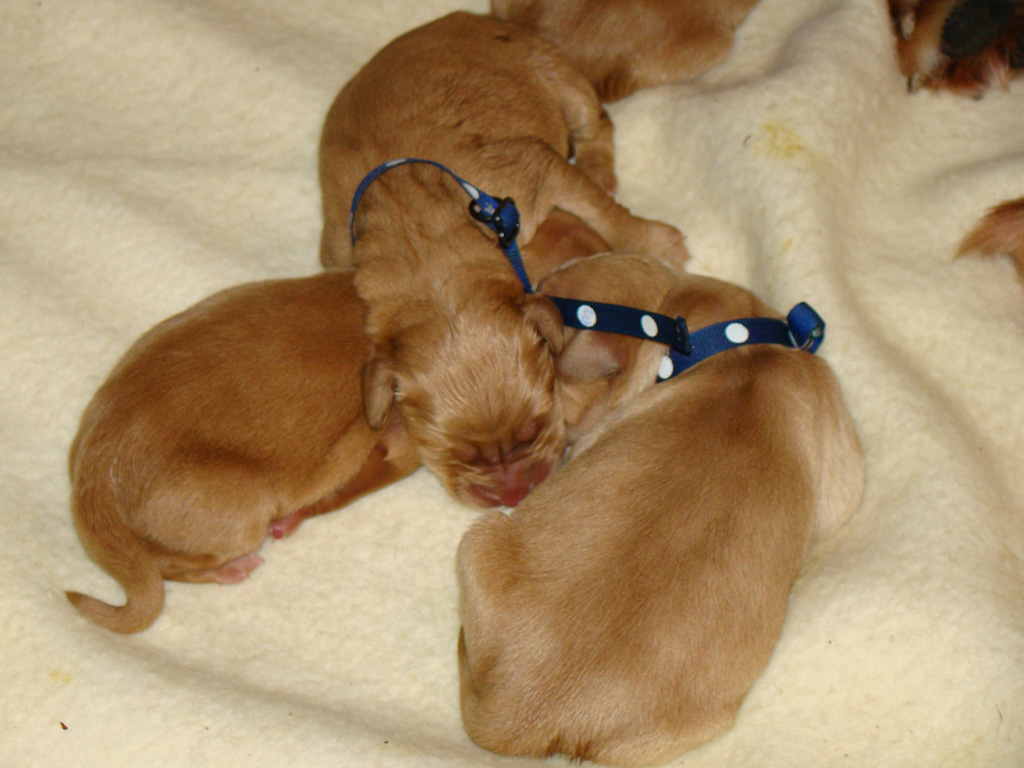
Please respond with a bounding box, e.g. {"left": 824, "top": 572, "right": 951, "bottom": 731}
{"left": 2, "top": 0, "right": 1022, "bottom": 765}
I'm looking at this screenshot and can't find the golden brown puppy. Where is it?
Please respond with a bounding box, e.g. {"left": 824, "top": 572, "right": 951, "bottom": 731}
{"left": 888, "top": 0, "right": 1023, "bottom": 93}
{"left": 66, "top": 271, "right": 419, "bottom": 634}
{"left": 319, "top": 11, "right": 686, "bottom": 508}
{"left": 958, "top": 196, "right": 1024, "bottom": 280}
{"left": 491, "top": 0, "right": 762, "bottom": 101}
{"left": 457, "top": 254, "right": 864, "bottom": 766}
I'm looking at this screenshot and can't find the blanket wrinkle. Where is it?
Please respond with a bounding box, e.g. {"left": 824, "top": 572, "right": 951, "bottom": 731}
{"left": 2, "top": 0, "right": 1023, "bottom": 766}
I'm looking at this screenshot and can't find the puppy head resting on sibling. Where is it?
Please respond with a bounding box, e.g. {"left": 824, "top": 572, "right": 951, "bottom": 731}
{"left": 355, "top": 189, "right": 568, "bottom": 508}
{"left": 321, "top": 12, "right": 688, "bottom": 508}
{"left": 457, "top": 252, "right": 864, "bottom": 766}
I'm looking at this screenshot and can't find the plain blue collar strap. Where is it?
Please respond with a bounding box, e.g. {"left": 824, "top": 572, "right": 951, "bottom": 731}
{"left": 349, "top": 158, "right": 533, "bottom": 292}
{"left": 552, "top": 297, "right": 825, "bottom": 383}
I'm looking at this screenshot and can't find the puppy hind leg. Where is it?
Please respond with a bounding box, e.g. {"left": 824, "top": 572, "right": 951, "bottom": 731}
{"left": 173, "top": 551, "right": 265, "bottom": 584}
{"left": 546, "top": 58, "right": 619, "bottom": 195}
{"left": 535, "top": 151, "right": 690, "bottom": 270}
{"left": 140, "top": 461, "right": 277, "bottom": 584}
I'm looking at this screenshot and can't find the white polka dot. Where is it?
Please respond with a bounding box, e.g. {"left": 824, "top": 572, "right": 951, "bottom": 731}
{"left": 577, "top": 305, "right": 597, "bottom": 328}
{"left": 641, "top": 315, "right": 658, "bottom": 337}
{"left": 725, "top": 322, "right": 749, "bottom": 344}
{"left": 658, "top": 356, "right": 674, "bottom": 380}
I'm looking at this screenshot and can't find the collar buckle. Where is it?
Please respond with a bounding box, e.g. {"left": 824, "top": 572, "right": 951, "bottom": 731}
{"left": 468, "top": 196, "right": 520, "bottom": 247}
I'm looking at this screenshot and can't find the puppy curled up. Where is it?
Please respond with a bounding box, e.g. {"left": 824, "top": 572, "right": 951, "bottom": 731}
{"left": 318, "top": 11, "right": 688, "bottom": 508}
{"left": 65, "top": 271, "right": 418, "bottom": 634}
{"left": 457, "top": 253, "right": 864, "bottom": 766}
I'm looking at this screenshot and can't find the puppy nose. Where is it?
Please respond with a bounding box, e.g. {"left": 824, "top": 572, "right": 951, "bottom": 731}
{"left": 496, "top": 484, "right": 530, "bottom": 508}
{"left": 473, "top": 459, "right": 552, "bottom": 508}
{"left": 466, "top": 479, "right": 533, "bottom": 509}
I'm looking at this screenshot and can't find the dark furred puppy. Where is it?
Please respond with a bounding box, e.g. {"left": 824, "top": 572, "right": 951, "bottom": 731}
{"left": 66, "top": 271, "right": 417, "bottom": 633}
{"left": 457, "top": 253, "right": 864, "bottom": 766}
{"left": 491, "top": 0, "right": 762, "bottom": 102}
{"left": 888, "top": 0, "right": 1023, "bottom": 93}
{"left": 319, "top": 11, "right": 687, "bottom": 508}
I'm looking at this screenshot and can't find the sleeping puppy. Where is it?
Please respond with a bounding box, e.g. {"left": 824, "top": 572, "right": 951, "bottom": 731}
{"left": 888, "top": 0, "right": 1023, "bottom": 93}
{"left": 958, "top": 196, "right": 1024, "bottom": 280}
{"left": 319, "top": 11, "right": 687, "bottom": 508}
{"left": 66, "top": 271, "right": 419, "bottom": 634}
{"left": 67, "top": 208, "right": 611, "bottom": 635}
{"left": 457, "top": 253, "right": 864, "bottom": 766}
{"left": 491, "top": 0, "right": 762, "bottom": 102}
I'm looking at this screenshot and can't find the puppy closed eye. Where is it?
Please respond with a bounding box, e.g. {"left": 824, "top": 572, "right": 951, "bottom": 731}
{"left": 514, "top": 418, "right": 541, "bottom": 447}
{"left": 452, "top": 443, "right": 482, "bottom": 465}
{"left": 450, "top": 419, "right": 545, "bottom": 468}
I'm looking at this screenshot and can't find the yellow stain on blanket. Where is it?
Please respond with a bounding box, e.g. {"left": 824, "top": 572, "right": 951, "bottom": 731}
{"left": 49, "top": 669, "right": 73, "bottom": 684}
{"left": 756, "top": 121, "right": 807, "bottom": 161}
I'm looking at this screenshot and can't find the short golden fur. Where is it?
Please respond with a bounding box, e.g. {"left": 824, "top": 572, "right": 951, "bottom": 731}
{"left": 66, "top": 271, "right": 418, "bottom": 633}
{"left": 491, "top": 0, "right": 762, "bottom": 102}
{"left": 319, "top": 11, "right": 687, "bottom": 507}
{"left": 457, "top": 254, "right": 864, "bottom": 765}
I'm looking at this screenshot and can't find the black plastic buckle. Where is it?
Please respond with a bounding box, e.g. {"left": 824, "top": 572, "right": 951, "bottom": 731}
{"left": 468, "top": 196, "right": 520, "bottom": 247}
{"left": 673, "top": 317, "right": 692, "bottom": 355}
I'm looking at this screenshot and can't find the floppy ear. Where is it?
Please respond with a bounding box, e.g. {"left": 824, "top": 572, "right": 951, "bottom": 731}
{"left": 523, "top": 294, "right": 565, "bottom": 354}
{"left": 555, "top": 330, "right": 633, "bottom": 381}
{"left": 362, "top": 351, "right": 397, "bottom": 429}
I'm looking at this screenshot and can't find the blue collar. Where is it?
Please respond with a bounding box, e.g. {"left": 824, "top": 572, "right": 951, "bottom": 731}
{"left": 349, "top": 158, "right": 533, "bottom": 291}
{"left": 349, "top": 159, "right": 825, "bottom": 383}
{"left": 552, "top": 296, "right": 825, "bottom": 382}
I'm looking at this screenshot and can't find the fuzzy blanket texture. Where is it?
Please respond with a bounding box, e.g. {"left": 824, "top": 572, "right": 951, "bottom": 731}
{"left": 2, "top": 0, "right": 1023, "bottom": 765}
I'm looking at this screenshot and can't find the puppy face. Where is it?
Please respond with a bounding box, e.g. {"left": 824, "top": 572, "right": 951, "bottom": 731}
{"left": 363, "top": 292, "right": 567, "bottom": 508}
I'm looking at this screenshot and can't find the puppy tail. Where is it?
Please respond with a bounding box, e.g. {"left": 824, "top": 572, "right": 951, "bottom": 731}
{"left": 65, "top": 477, "right": 165, "bottom": 634}
{"left": 957, "top": 197, "right": 1024, "bottom": 283}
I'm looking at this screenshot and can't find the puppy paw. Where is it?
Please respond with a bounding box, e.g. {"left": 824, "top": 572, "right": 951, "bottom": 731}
{"left": 892, "top": 0, "right": 1022, "bottom": 94}
{"left": 270, "top": 512, "right": 303, "bottom": 540}
{"left": 888, "top": 0, "right": 920, "bottom": 40}
{"left": 642, "top": 220, "right": 690, "bottom": 271}
{"left": 574, "top": 153, "right": 618, "bottom": 196}
{"left": 191, "top": 552, "right": 264, "bottom": 584}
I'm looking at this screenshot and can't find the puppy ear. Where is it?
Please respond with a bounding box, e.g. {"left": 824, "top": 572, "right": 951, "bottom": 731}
{"left": 556, "top": 330, "right": 632, "bottom": 381}
{"left": 523, "top": 294, "right": 565, "bottom": 354}
{"left": 362, "top": 352, "right": 397, "bottom": 429}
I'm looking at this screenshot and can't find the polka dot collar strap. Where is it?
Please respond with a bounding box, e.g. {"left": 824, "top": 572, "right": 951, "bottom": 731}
{"left": 348, "top": 159, "right": 825, "bottom": 384}
{"left": 349, "top": 158, "right": 532, "bottom": 292}
{"left": 548, "top": 296, "right": 693, "bottom": 356}
{"left": 552, "top": 297, "right": 825, "bottom": 383}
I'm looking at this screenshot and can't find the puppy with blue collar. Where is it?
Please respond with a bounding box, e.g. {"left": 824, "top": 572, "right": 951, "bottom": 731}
{"left": 457, "top": 252, "right": 864, "bottom": 766}
{"left": 318, "top": 12, "right": 687, "bottom": 509}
